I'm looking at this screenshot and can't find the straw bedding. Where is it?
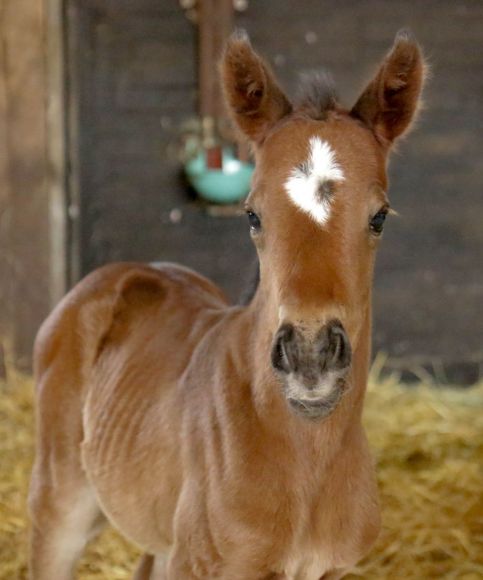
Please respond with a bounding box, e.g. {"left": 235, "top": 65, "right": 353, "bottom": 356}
{"left": 1, "top": 367, "right": 482, "bottom": 579}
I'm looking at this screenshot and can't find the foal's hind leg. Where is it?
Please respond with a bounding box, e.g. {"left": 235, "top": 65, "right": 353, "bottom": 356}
{"left": 29, "top": 480, "right": 105, "bottom": 580}
{"left": 28, "top": 364, "right": 106, "bottom": 579}
{"left": 133, "top": 554, "right": 155, "bottom": 579}
{"left": 133, "top": 554, "right": 167, "bottom": 580}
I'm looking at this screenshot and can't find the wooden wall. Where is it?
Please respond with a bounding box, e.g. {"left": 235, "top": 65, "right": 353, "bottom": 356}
{"left": 67, "top": 1, "right": 483, "bottom": 382}
{"left": 0, "top": 0, "right": 66, "bottom": 370}
{"left": 237, "top": 1, "right": 483, "bottom": 381}
{"left": 1, "top": 0, "right": 482, "bottom": 381}
{"left": 64, "top": 0, "right": 259, "bottom": 311}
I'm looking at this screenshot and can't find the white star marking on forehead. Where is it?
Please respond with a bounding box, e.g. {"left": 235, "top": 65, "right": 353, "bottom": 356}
{"left": 284, "top": 137, "right": 344, "bottom": 225}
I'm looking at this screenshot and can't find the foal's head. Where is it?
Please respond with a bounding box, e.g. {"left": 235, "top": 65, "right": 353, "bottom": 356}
{"left": 222, "top": 31, "right": 425, "bottom": 419}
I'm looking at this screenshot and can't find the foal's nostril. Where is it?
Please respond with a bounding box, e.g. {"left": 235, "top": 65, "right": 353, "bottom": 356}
{"left": 272, "top": 320, "right": 350, "bottom": 378}
{"left": 320, "top": 320, "right": 352, "bottom": 371}
{"left": 271, "top": 323, "right": 296, "bottom": 374}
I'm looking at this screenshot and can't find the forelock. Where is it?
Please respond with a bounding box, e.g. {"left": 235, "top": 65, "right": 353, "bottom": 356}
{"left": 295, "top": 71, "right": 339, "bottom": 120}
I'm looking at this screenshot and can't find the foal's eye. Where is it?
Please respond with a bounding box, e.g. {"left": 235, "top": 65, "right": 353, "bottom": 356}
{"left": 369, "top": 208, "right": 388, "bottom": 235}
{"left": 246, "top": 210, "right": 262, "bottom": 233}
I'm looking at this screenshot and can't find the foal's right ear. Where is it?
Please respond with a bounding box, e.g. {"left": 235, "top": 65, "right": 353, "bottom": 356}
{"left": 221, "top": 31, "right": 292, "bottom": 145}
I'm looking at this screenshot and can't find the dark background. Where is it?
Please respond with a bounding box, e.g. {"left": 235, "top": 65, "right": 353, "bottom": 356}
{"left": 68, "top": 0, "right": 482, "bottom": 383}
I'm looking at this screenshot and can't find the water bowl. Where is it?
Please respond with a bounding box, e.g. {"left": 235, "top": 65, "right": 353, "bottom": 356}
{"left": 184, "top": 148, "right": 254, "bottom": 204}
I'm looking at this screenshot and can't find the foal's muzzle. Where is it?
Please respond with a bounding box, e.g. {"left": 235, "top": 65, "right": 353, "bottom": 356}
{"left": 271, "top": 319, "right": 352, "bottom": 419}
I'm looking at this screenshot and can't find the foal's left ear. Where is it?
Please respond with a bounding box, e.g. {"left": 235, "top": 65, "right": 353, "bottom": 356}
{"left": 351, "top": 30, "right": 425, "bottom": 146}
{"left": 221, "top": 31, "right": 292, "bottom": 144}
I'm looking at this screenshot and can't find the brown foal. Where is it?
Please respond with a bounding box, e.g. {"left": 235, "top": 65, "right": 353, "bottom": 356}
{"left": 29, "top": 31, "right": 425, "bottom": 579}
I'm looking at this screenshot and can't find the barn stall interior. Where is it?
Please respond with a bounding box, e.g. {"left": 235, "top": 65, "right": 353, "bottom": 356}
{"left": 0, "top": 0, "right": 482, "bottom": 578}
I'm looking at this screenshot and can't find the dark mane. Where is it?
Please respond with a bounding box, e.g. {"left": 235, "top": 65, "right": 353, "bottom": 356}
{"left": 295, "top": 70, "right": 339, "bottom": 120}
